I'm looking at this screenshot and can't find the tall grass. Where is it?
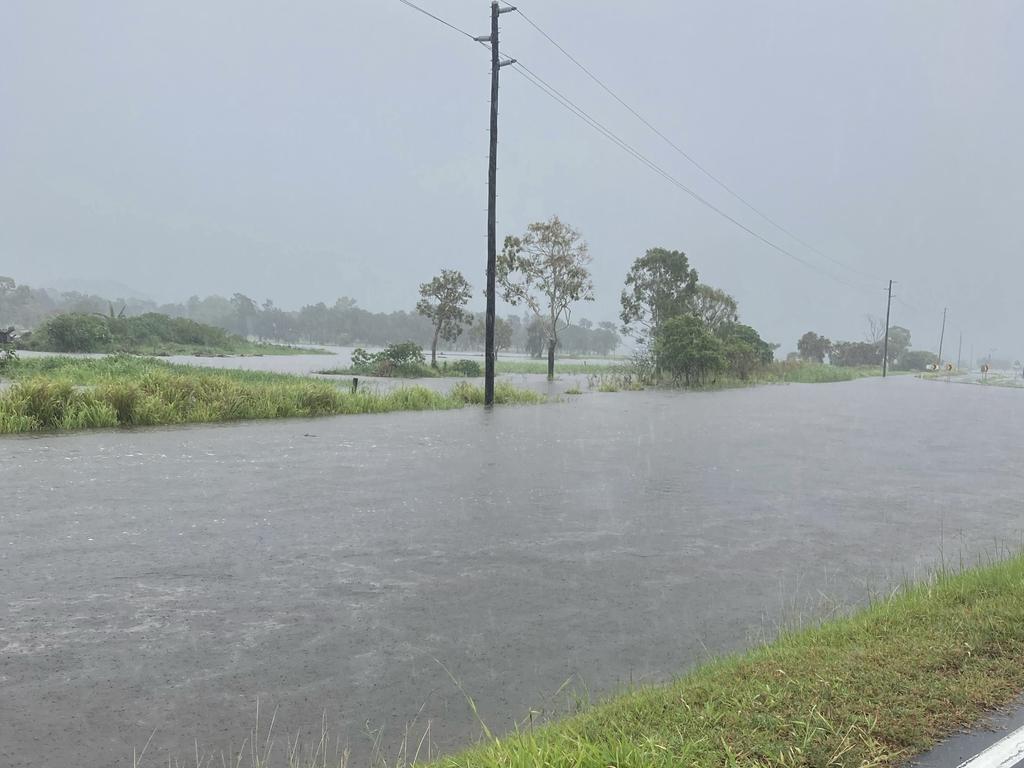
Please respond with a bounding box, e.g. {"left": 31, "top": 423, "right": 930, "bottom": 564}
{"left": 0, "top": 356, "right": 545, "bottom": 434}
{"left": 764, "top": 362, "right": 879, "bottom": 383}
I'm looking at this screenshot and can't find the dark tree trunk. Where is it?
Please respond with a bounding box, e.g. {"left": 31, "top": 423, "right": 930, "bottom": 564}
{"left": 547, "top": 340, "right": 556, "bottom": 380}
{"left": 431, "top": 327, "right": 440, "bottom": 368}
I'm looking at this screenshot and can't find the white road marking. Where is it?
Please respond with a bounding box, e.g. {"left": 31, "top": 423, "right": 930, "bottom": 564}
{"left": 958, "top": 724, "right": 1024, "bottom": 768}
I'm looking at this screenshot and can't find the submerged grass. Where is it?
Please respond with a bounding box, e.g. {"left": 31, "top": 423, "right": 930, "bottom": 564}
{"left": 0, "top": 356, "right": 544, "bottom": 434}
{"left": 493, "top": 360, "right": 629, "bottom": 376}
{"left": 427, "top": 553, "right": 1024, "bottom": 768}
{"left": 318, "top": 359, "right": 630, "bottom": 378}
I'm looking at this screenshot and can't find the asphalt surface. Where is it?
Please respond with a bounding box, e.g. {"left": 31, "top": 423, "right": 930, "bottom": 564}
{"left": 913, "top": 699, "right": 1024, "bottom": 767}
{"left": 2, "top": 376, "right": 1024, "bottom": 767}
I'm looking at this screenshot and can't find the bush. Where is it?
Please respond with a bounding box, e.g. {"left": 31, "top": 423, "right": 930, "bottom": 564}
{"left": 719, "top": 323, "right": 774, "bottom": 380}
{"left": 654, "top": 315, "right": 724, "bottom": 385}
{"left": 21, "top": 312, "right": 274, "bottom": 354}
{"left": 900, "top": 350, "right": 940, "bottom": 371}
{"left": 448, "top": 359, "right": 482, "bottom": 377}
{"left": 34, "top": 314, "right": 113, "bottom": 352}
{"left": 349, "top": 342, "right": 430, "bottom": 377}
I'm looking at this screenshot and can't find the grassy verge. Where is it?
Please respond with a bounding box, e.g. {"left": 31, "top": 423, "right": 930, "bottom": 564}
{"left": 0, "top": 356, "right": 544, "bottom": 434}
{"left": 430, "top": 554, "right": 1024, "bottom": 768}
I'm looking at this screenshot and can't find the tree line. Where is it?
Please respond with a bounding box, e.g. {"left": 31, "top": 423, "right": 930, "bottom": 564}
{"left": 796, "top": 325, "right": 937, "bottom": 370}
{"left": 0, "top": 274, "right": 618, "bottom": 357}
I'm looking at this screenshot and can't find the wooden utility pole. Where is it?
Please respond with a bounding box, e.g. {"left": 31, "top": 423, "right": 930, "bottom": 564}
{"left": 882, "top": 279, "right": 893, "bottom": 377}
{"left": 956, "top": 332, "right": 962, "bottom": 371}
{"left": 476, "top": 2, "right": 515, "bottom": 406}
{"left": 937, "top": 307, "right": 948, "bottom": 367}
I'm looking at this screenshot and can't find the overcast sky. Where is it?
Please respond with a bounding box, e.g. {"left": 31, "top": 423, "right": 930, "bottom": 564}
{"left": 2, "top": 1, "right": 1021, "bottom": 357}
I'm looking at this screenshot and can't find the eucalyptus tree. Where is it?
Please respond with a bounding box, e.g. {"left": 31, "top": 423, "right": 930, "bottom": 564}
{"left": 416, "top": 269, "right": 472, "bottom": 367}
{"left": 499, "top": 216, "right": 594, "bottom": 379}
{"left": 619, "top": 247, "right": 699, "bottom": 344}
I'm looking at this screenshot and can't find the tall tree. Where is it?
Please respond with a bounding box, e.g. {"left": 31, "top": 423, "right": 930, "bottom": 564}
{"left": 620, "top": 248, "right": 699, "bottom": 344}
{"left": 416, "top": 269, "right": 472, "bottom": 367}
{"left": 797, "top": 331, "right": 832, "bottom": 363}
{"left": 499, "top": 216, "right": 594, "bottom": 379}
{"left": 885, "top": 326, "right": 912, "bottom": 367}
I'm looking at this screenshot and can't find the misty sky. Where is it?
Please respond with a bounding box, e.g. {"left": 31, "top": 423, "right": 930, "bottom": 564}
{"left": 2, "top": 1, "right": 1022, "bottom": 357}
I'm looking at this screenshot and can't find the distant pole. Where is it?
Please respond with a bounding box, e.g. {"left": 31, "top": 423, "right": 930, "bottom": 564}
{"left": 937, "top": 307, "right": 947, "bottom": 366}
{"left": 476, "top": 2, "right": 516, "bottom": 407}
{"left": 956, "top": 333, "right": 962, "bottom": 371}
{"left": 882, "top": 279, "right": 893, "bottom": 377}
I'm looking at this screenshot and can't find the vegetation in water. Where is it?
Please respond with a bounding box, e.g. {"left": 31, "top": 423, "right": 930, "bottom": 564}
{"left": 499, "top": 216, "right": 595, "bottom": 379}
{"left": 0, "top": 356, "right": 544, "bottom": 434}
{"left": 17, "top": 311, "right": 316, "bottom": 356}
{"left": 416, "top": 269, "right": 473, "bottom": 368}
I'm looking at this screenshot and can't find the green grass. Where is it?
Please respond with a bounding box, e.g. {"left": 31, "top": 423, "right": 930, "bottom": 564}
{"left": 765, "top": 363, "right": 882, "bottom": 384}
{"left": 427, "top": 553, "right": 1024, "bottom": 768}
{"left": 0, "top": 356, "right": 545, "bottom": 434}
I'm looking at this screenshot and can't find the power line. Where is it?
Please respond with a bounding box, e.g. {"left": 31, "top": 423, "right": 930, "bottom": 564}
{"left": 395, "top": 0, "right": 477, "bottom": 41}
{"left": 392, "top": 0, "right": 883, "bottom": 295}
{"left": 509, "top": 60, "right": 879, "bottom": 294}
{"left": 506, "top": 2, "right": 882, "bottom": 284}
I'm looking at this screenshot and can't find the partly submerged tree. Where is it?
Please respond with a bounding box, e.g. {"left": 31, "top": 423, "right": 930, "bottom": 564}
{"left": 900, "top": 349, "right": 938, "bottom": 371}
{"left": 719, "top": 323, "right": 775, "bottom": 379}
{"left": 466, "top": 314, "right": 513, "bottom": 356}
{"left": 620, "top": 248, "right": 699, "bottom": 344}
{"left": 830, "top": 340, "right": 882, "bottom": 367}
{"left": 416, "top": 269, "right": 472, "bottom": 367}
{"left": 654, "top": 314, "right": 724, "bottom": 386}
{"left": 885, "top": 325, "right": 912, "bottom": 367}
{"left": 797, "top": 331, "right": 832, "bottom": 364}
{"left": 499, "top": 216, "right": 594, "bottom": 379}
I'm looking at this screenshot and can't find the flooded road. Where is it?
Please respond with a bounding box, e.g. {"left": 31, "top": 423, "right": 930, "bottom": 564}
{"left": 2, "top": 377, "right": 1023, "bottom": 767}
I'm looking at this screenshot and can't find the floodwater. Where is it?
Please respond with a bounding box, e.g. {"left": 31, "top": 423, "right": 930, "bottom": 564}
{"left": 2, "top": 377, "right": 1023, "bottom": 767}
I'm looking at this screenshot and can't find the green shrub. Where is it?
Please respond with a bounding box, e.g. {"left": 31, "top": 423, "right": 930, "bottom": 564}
{"left": 448, "top": 359, "right": 482, "bottom": 377}
{"left": 34, "top": 314, "right": 113, "bottom": 352}
{"left": 349, "top": 342, "right": 432, "bottom": 377}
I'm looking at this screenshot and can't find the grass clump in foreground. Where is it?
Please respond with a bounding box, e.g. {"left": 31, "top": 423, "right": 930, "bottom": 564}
{"left": 0, "top": 356, "right": 544, "bottom": 434}
{"left": 429, "top": 554, "right": 1024, "bottom": 768}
